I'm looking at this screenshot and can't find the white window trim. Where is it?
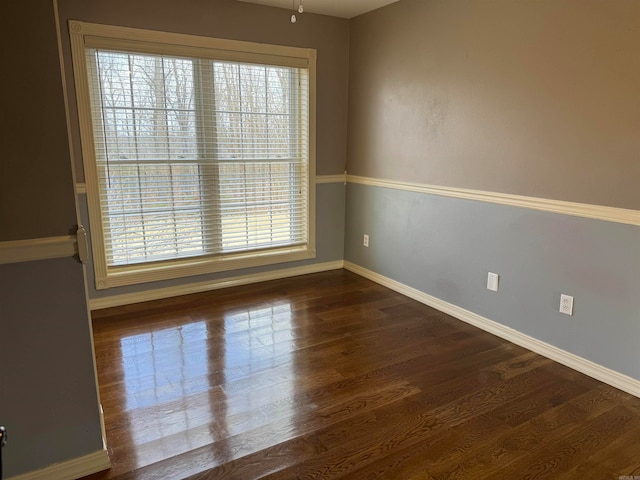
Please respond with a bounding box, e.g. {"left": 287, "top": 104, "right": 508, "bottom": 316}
{"left": 69, "top": 21, "right": 317, "bottom": 289}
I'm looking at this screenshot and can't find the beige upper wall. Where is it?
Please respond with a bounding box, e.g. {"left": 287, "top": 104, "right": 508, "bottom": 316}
{"left": 347, "top": 0, "right": 640, "bottom": 210}
{"left": 0, "top": 0, "right": 78, "bottom": 241}
{"left": 57, "top": 0, "right": 349, "bottom": 180}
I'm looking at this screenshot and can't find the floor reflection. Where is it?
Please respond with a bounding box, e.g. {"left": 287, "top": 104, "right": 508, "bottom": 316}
{"left": 116, "top": 301, "right": 296, "bottom": 471}
{"left": 120, "top": 321, "right": 210, "bottom": 410}
{"left": 221, "top": 302, "right": 295, "bottom": 437}
{"left": 120, "top": 320, "right": 217, "bottom": 468}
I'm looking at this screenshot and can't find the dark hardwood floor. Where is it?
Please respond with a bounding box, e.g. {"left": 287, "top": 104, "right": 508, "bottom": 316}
{"left": 84, "top": 270, "right": 640, "bottom": 479}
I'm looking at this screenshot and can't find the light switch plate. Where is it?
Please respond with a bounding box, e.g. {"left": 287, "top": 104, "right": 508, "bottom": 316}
{"left": 487, "top": 272, "right": 499, "bottom": 292}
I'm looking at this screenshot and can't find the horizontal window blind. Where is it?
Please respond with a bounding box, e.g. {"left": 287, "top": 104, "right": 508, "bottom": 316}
{"left": 85, "top": 48, "right": 309, "bottom": 268}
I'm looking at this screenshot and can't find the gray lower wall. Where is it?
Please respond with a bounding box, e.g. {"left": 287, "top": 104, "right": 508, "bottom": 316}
{"left": 82, "top": 181, "right": 346, "bottom": 302}
{"left": 345, "top": 182, "right": 640, "bottom": 380}
{"left": 0, "top": 257, "right": 104, "bottom": 478}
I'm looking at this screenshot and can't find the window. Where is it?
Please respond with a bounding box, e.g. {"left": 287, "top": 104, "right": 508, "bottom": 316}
{"left": 70, "top": 22, "right": 316, "bottom": 289}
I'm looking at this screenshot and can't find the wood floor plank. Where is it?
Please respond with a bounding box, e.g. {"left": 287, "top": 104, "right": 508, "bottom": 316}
{"left": 556, "top": 423, "right": 640, "bottom": 479}
{"left": 482, "top": 405, "right": 637, "bottom": 480}
{"left": 424, "top": 383, "right": 635, "bottom": 480}
{"left": 261, "top": 368, "right": 562, "bottom": 479}
{"left": 345, "top": 414, "right": 511, "bottom": 480}
{"left": 488, "top": 373, "right": 591, "bottom": 427}
{"left": 83, "top": 270, "right": 640, "bottom": 480}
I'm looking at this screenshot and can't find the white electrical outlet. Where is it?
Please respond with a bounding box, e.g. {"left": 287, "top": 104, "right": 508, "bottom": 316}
{"left": 560, "top": 294, "right": 574, "bottom": 316}
{"left": 487, "top": 272, "right": 499, "bottom": 292}
{"left": 363, "top": 234, "right": 369, "bottom": 247}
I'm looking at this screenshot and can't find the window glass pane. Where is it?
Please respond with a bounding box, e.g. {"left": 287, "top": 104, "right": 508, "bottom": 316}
{"left": 218, "top": 162, "right": 298, "bottom": 251}
{"left": 87, "top": 46, "right": 308, "bottom": 271}
{"left": 93, "top": 51, "right": 204, "bottom": 265}
{"left": 210, "top": 62, "right": 304, "bottom": 252}
{"left": 103, "top": 163, "right": 204, "bottom": 265}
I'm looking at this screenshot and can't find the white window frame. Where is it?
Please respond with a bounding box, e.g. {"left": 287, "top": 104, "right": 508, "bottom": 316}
{"left": 69, "top": 21, "right": 316, "bottom": 289}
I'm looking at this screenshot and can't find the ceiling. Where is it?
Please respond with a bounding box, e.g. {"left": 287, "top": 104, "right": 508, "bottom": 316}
{"left": 236, "top": 0, "right": 400, "bottom": 19}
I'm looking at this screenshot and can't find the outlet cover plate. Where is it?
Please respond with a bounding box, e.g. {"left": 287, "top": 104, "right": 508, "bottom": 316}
{"left": 560, "top": 294, "right": 574, "bottom": 316}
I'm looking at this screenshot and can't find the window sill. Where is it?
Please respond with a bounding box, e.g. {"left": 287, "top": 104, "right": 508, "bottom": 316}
{"left": 96, "top": 246, "right": 315, "bottom": 290}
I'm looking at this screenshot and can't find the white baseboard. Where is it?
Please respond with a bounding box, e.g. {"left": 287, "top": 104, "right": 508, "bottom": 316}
{"left": 7, "top": 449, "right": 110, "bottom": 480}
{"left": 344, "top": 261, "right": 640, "bottom": 398}
{"left": 90, "top": 260, "right": 345, "bottom": 310}
{"left": 99, "top": 404, "right": 107, "bottom": 450}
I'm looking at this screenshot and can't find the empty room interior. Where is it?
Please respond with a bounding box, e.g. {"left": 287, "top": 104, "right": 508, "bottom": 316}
{"left": 1, "top": 0, "right": 639, "bottom": 479}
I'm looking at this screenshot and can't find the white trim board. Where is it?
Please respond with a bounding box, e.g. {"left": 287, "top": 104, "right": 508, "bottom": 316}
{"left": 6, "top": 449, "right": 110, "bottom": 480}
{"left": 90, "top": 260, "right": 344, "bottom": 310}
{"left": 0, "top": 236, "right": 76, "bottom": 265}
{"left": 347, "top": 175, "right": 640, "bottom": 227}
{"left": 76, "top": 175, "right": 347, "bottom": 192}
{"left": 316, "top": 174, "right": 347, "bottom": 184}
{"left": 343, "top": 261, "right": 640, "bottom": 399}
